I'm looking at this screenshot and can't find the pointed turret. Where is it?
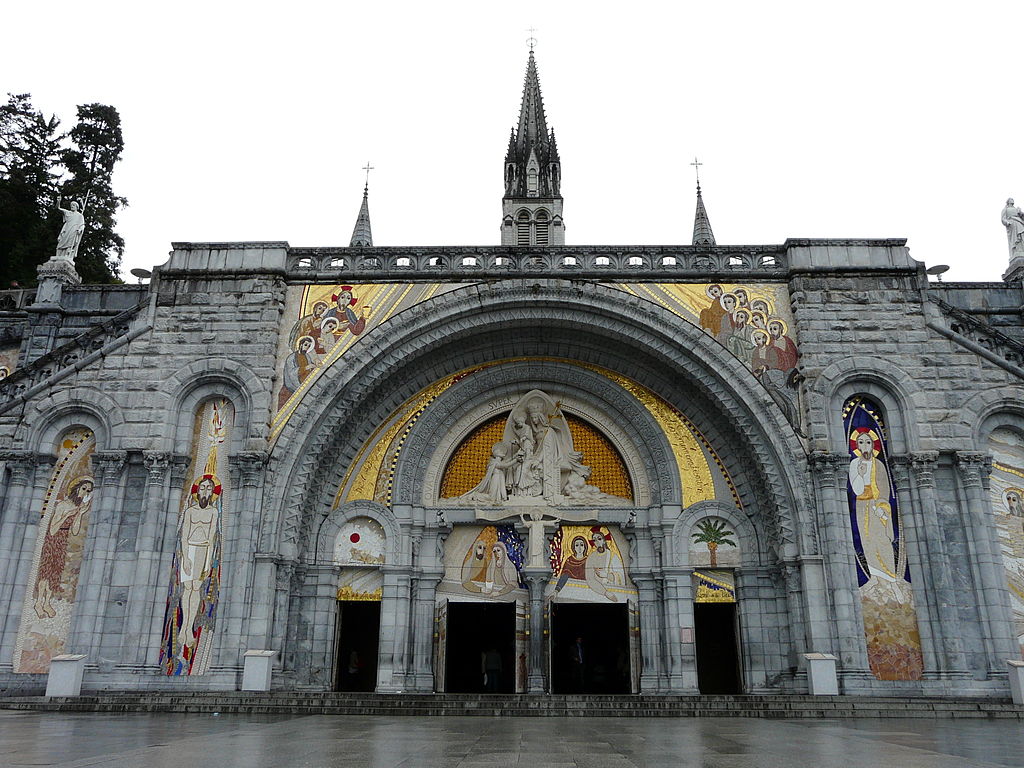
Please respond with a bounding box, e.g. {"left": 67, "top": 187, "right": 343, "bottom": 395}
{"left": 691, "top": 182, "right": 716, "bottom": 246}
{"left": 350, "top": 184, "right": 373, "bottom": 247}
{"left": 501, "top": 49, "right": 564, "bottom": 245}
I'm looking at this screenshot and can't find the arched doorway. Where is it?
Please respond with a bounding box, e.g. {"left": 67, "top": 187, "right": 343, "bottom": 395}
{"left": 333, "top": 517, "right": 385, "bottom": 692}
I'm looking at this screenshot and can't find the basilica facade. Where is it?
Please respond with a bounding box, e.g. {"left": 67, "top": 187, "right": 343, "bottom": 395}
{"left": 2, "top": 51, "right": 1024, "bottom": 699}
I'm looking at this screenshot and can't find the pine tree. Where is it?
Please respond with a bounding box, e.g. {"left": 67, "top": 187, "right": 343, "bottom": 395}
{"left": 0, "top": 94, "right": 62, "bottom": 286}
{"left": 60, "top": 103, "right": 127, "bottom": 284}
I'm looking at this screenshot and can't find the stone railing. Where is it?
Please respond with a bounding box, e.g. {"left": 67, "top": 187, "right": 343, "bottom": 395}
{"left": 928, "top": 294, "right": 1024, "bottom": 374}
{"left": 284, "top": 245, "right": 789, "bottom": 280}
{"left": 0, "top": 288, "right": 37, "bottom": 310}
{"left": 0, "top": 300, "right": 150, "bottom": 412}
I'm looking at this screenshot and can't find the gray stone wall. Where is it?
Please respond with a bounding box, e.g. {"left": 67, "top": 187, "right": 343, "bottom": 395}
{"left": 0, "top": 240, "right": 1021, "bottom": 698}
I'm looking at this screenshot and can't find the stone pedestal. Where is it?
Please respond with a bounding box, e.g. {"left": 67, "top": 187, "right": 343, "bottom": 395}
{"left": 803, "top": 652, "right": 839, "bottom": 695}
{"left": 46, "top": 654, "right": 87, "bottom": 697}
{"left": 34, "top": 258, "right": 81, "bottom": 306}
{"left": 1006, "top": 659, "right": 1024, "bottom": 705}
{"left": 242, "top": 650, "right": 276, "bottom": 692}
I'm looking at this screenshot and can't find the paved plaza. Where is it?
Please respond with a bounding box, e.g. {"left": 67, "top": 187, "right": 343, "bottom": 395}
{"left": 2, "top": 710, "right": 1023, "bottom": 768}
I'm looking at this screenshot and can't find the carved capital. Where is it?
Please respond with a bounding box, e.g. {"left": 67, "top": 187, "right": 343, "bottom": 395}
{"left": 910, "top": 451, "right": 939, "bottom": 488}
{"left": 142, "top": 451, "right": 172, "bottom": 485}
{"left": 808, "top": 451, "right": 848, "bottom": 485}
{"left": 92, "top": 450, "right": 128, "bottom": 486}
{"left": 954, "top": 451, "right": 989, "bottom": 489}
{"left": 1, "top": 450, "right": 40, "bottom": 486}
{"left": 168, "top": 454, "right": 191, "bottom": 484}
{"left": 233, "top": 450, "right": 269, "bottom": 488}
{"left": 889, "top": 455, "right": 911, "bottom": 485}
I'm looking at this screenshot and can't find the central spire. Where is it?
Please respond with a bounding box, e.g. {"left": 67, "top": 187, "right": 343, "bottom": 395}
{"left": 350, "top": 183, "right": 373, "bottom": 247}
{"left": 501, "top": 48, "right": 564, "bottom": 245}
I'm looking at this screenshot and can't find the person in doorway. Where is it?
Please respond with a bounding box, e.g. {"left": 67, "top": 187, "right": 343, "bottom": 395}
{"left": 345, "top": 649, "right": 361, "bottom": 689}
{"left": 482, "top": 646, "right": 503, "bottom": 692}
{"left": 569, "top": 635, "right": 586, "bottom": 693}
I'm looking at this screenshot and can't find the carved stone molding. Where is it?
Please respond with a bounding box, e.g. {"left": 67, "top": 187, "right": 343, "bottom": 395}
{"left": 890, "top": 455, "right": 911, "bottom": 486}
{"left": 93, "top": 450, "right": 128, "bottom": 486}
{"left": 954, "top": 451, "right": 989, "bottom": 490}
{"left": 168, "top": 454, "right": 192, "bottom": 485}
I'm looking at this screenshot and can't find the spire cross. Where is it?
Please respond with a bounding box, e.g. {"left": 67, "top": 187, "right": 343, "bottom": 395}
{"left": 526, "top": 27, "right": 537, "bottom": 51}
{"left": 362, "top": 161, "right": 374, "bottom": 189}
{"left": 690, "top": 156, "right": 703, "bottom": 187}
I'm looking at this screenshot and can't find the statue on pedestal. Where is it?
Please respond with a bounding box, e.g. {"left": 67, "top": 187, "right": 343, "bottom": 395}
{"left": 1003, "top": 198, "right": 1024, "bottom": 262}
{"left": 54, "top": 197, "right": 86, "bottom": 265}
{"left": 447, "top": 389, "right": 629, "bottom": 507}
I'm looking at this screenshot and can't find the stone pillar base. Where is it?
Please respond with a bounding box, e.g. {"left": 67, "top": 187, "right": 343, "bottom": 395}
{"left": 1006, "top": 659, "right": 1024, "bottom": 705}
{"left": 241, "top": 650, "right": 276, "bottom": 692}
{"left": 803, "top": 652, "right": 839, "bottom": 695}
{"left": 46, "top": 654, "right": 87, "bottom": 697}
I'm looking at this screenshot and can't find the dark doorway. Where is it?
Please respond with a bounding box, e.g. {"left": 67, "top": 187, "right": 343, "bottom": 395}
{"left": 445, "top": 602, "right": 515, "bottom": 693}
{"left": 550, "top": 603, "right": 630, "bottom": 694}
{"left": 694, "top": 602, "right": 742, "bottom": 694}
{"left": 335, "top": 601, "right": 380, "bottom": 692}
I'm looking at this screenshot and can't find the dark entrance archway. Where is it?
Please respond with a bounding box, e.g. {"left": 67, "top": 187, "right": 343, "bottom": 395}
{"left": 550, "top": 603, "right": 630, "bottom": 694}
{"left": 694, "top": 602, "right": 742, "bottom": 694}
{"left": 335, "top": 601, "right": 381, "bottom": 691}
{"left": 445, "top": 602, "right": 515, "bottom": 693}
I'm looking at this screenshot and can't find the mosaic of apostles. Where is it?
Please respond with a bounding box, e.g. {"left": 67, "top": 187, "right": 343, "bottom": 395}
{"left": 13, "top": 429, "right": 95, "bottom": 673}
{"left": 986, "top": 427, "right": 1024, "bottom": 656}
{"left": 445, "top": 390, "right": 630, "bottom": 507}
{"left": 843, "top": 395, "right": 924, "bottom": 680}
{"left": 159, "top": 398, "right": 233, "bottom": 676}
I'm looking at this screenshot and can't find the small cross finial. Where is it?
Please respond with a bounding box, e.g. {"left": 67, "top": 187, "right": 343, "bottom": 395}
{"left": 690, "top": 156, "right": 703, "bottom": 187}
{"left": 362, "top": 161, "right": 374, "bottom": 190}
{"left": 526, "top": 27, "right": 537, "bottom": 51}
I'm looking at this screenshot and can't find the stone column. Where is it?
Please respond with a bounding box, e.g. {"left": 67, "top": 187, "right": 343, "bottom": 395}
{"left": 70, "top": 450, "right": 127, "bottom": 657}
{"left": 660, "top": 568, "right": 684, "bottom": 692}
{"left": 523, "top": 569, "right": 548, "bottom": 692}
{"left": 377, "top": 566, "right": 412, "bottom": 692}
{"left": 146, "top": 455, "right": 191, "bottom": 666}
{"left": 0, "top": 452, "right": 42, "bottom": 658}
{"left": 664, "top": 567, "right": 698, "bottom": 692}
{"left": 122, "top": 451, "right": 171, "bottom": 666}
{"left": 410, "top": 572, "right": 442, "bottom": 691}
{"left": 216, "top": 450, "right": 268, "bottom": 670}
{"left": 308, "top": 563, "right": 341, "bottom": 688}
{"left": 889, "top": 456, "right": 941, "bottom": 674}
{"left": 633, "top": 574, "right": 663, "bottom": 692}
{"left": 955, "top": 451, "right": 1018, "bottom": 671}
{"left": 911, "top": 452, "right": 968, "bottom": 673}
{"left": 808, "top": 451, "right": 869, "bottom": 673}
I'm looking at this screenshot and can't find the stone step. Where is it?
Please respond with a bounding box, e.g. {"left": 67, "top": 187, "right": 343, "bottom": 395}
{"left": 2, "top": 693, "right": 1022, "bottom": 718}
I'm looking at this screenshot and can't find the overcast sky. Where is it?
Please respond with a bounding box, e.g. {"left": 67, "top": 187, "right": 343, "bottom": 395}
{"left": 4, "top": 1, "right": 1022, "bottom": 281}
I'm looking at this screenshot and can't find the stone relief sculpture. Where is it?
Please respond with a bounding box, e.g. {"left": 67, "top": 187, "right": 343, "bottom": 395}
{"left": 1003, "top": 198, "right": 1024, "bottom": 261}
{"left": 447, "top": 390, "right": 629, "bottom": 507}
{"left": 54, "top": 196, "right": 86, "bottom": 264}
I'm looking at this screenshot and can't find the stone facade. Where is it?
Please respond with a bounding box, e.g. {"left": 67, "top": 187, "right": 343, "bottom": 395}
{"left": 1, "top": 51, "right": 1024, "bottom": 699}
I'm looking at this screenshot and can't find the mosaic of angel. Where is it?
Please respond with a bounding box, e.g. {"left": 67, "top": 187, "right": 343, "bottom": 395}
{"left": 438, "top": 525, "right": 525, "bottom": 600}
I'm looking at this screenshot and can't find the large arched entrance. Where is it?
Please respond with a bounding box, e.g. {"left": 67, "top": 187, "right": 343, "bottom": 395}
{"left": 266, "top": 280, "right": 811, "bottom": 694}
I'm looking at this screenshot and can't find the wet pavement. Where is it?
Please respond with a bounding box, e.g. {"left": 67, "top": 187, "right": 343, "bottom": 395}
{"left": 2, "top": 710, "right": 1023, "bottom": 767}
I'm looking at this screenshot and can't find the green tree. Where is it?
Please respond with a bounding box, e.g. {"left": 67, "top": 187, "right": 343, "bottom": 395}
{"left": 60, "top": 103, "right": 127, "bottom": 283}
{"left": 691, "top": 518, "right": 736, "bottom": 567}
{"left": 0, "top": 93, "right": 62, "bottom": 286}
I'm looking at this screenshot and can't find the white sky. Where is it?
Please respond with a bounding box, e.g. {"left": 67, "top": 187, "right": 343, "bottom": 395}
{"left": 3, "top": 1, "right": 1022, "bottom": 281}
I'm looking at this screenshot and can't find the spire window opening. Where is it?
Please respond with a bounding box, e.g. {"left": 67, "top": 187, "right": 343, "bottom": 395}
{"left": 516, "top": 211, "right": 531, "bottom": 246}
{"left": 527, "top": 169, "right": 538, "bottom": 196}
{"left": 536, "top": 210, "right": 549, "bottom": 245}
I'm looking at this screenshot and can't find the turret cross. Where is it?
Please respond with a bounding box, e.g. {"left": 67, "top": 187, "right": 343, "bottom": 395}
{"left": 526, "top": 28, "right": 537, "bottom": 51}
{"left": 690, "top": 156, "right": 703, "bottom": 186}
{"left": 362, "top": 161, "right": 374, "bottom": 187}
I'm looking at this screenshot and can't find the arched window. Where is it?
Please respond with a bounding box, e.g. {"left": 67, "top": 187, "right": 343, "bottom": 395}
{"left": 627, "top": 256, "right": 643, "bottom": 267}
{"left": 535, "top": 209, "right": 549, "bottom": 246}
{"left": 395, "top": 257, "right": 412, "bottom": 268}
{"left": 562, "top": 256, "right": 577, "bottom": 266}
{"left": 516, "top": 211, "right": 531, "bottom": 246}
{"left": 595, "top": 256, "right": 611, "bottom": 267}
{"left": 461, "top": 256, "right": 478, "bottom": 267}
{"left": 527, "top": 168, "right": 538, "bottom": 195}
{"left": 661, "top": 256, "right": 677, "bottom": 267}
